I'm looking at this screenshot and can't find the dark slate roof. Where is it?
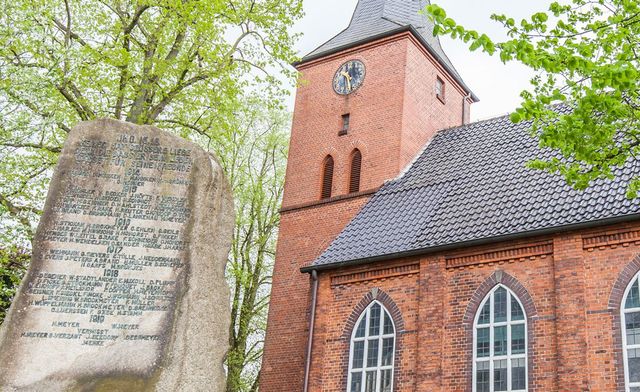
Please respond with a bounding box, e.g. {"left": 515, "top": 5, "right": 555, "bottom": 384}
{"left": 310, "top": 107, "right": 640, "bottom": 269}
{"left": 300, "top": 0, "right": 478, "bottom": 101}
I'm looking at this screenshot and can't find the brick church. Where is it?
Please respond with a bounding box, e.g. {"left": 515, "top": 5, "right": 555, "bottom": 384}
{"left": 259, "top": 0, "right": 640, "bottom": 391}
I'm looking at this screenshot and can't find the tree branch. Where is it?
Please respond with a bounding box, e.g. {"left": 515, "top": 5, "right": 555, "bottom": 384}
{"left": 147, "top": 74, "right": 208, "bottom": 122}
{"left": 113, "top": 6, "right": 152, "bottom": 119}
{"left": 126, "top": 13, "right": 174, "bottom": 123}
{"left": 63, "top": 0, "right": 72, "bottom": 48}
{"left": 53, "top": 76, "right": 96, "bottom": 122}
{"left": 0, "top": 194, "right": 38, "bottom": 239}
{"left": 124, "top": 5, "right": 151, "bottom": 35}
{"left": 0, "top": 142, "right": 62, "bottom": 154}
{"left": 165, "top": 28, "right": 187, "bottom": 62}
{"left": 4, "top": 90, "right": 71, "bottom": 133}
{"left": 52, "top": 18, "right": 91, "bottom": 48}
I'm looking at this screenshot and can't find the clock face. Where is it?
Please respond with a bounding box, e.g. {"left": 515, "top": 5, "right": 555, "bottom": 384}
{"left": 333, "top": 60, "right": 366, "bottom": 95}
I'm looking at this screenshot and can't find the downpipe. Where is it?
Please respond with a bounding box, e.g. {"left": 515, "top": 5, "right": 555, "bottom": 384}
{"left": 303, "top": 269, "right": 319, "bottom": 392}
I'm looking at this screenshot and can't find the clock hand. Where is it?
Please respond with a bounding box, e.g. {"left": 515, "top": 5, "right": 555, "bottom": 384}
{"left": 340, "top": 71, "right": 352, "bottom": 91}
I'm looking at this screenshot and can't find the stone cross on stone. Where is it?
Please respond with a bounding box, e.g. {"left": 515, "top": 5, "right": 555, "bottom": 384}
{"left": 0, "top": 119, "right": 234, "bottom": 391}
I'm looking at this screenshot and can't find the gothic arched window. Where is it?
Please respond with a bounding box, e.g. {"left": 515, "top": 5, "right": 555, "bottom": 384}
{"left": 473, "top": 285, "right": 527, "bottom": 392}
{"left": 321, "top": 155, "right": 334, "bottom": 199}
{"left": 349, "top": 149, "right": 362, "bottom": 193}
{"left": 622, "top": 272, "right": 640, "bottom": 391}
{"left": 348, "top": 301, "right": 395, "bottom": 392}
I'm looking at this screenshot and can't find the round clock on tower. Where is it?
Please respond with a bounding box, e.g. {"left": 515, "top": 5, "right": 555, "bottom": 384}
{"left": 333, "top": 60, "right": 366, "bottom": 95}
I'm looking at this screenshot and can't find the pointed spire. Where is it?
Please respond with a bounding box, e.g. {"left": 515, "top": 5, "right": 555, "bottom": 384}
{"left": 304, "top": 0, "right": 437, "bottom": 60}
{"left": 300, "top": 0, "right": 477, "bottom": 101}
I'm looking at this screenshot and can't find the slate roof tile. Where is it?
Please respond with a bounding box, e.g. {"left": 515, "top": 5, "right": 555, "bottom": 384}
{"left": 302, "top": 0, "right": 468, "bottom": 92}
{"left": 313, "top": 108, "right": 640, "bottom": 267}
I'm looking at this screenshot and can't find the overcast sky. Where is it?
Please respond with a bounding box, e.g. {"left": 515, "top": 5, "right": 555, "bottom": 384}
{"left": 290, "top": 0, "right": 555, "bottom": 121}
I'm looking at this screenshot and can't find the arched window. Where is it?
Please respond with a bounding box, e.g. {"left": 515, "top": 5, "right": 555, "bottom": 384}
{"left": 473, "top": 285, "right": 527, "bottom": 392}
{"left": 349, "top": 149, "right": 362, "bottom": 193}
{"left": 321, "top": 155, "right": 334, "bottom": 199}
{"left": 348, "top": 301, "right": 395, "bottom": 392}
{"left": 622, "top": 272, "right": 640, "bottom": 391}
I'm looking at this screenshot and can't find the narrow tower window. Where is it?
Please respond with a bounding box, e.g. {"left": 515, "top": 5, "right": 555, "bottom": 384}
{"left": 436, "top": 76, "right": 445, "bottom": 103}
{"left": 340, "top": 114, "right": 351, "bottom": 136}
{"left": 349, "top": 149, "right": 362, "bottom": 193}
{"left": 473, "top": 285, "right": 527, "bottom": 392}
{"left": 347, "top": 301, "right": 395, "bottom": 392}
{"left": 321, "top": 155, "right": 334, "bottom": 199}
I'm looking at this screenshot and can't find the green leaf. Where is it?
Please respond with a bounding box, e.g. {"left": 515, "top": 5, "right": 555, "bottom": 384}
{"left": 532, "top": 12, "right": 549, "bottom": 23}
{"left": 510, "top": 112, "right": 523, "bottom": 123}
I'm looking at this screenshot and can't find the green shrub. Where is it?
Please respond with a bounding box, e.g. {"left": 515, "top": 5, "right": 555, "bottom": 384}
{"left": 0, "top": 248, "right": 29, "bottom": 325}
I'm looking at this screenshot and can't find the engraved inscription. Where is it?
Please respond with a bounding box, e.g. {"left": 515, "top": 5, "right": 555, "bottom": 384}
{"left": 19, "top": 133, "right": 193, "bottom": 347}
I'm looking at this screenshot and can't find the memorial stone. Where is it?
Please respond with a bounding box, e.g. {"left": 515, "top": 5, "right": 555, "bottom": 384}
{"left": 0, "top": 119, "right": 234, "bottom": 391}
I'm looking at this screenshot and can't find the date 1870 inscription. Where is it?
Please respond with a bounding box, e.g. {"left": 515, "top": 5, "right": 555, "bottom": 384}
{"left": 21, "top": 133, "right": 193, "bottom": 347}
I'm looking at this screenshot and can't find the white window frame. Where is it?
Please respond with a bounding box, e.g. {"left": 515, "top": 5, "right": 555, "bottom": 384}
{"left": 472, "top": 284, "right": 528, "bottom": 392}
{"left": 621, "top": 271, "right": 640, "bottom": 392}
{"left": 347, "top": 300, "right": 396, "bottom": 392}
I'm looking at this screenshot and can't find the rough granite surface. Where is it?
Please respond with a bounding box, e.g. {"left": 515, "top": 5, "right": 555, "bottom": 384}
{"left": 0, "top": 119, "right": 234, "bottom": 391}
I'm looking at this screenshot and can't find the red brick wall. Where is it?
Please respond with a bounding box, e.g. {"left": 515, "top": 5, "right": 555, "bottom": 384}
{"left": 399, "top": 36, "right": 470, "bottom": 170}
{"left": 281, "top": 36, "right": 407, "bottom": 208}
{"left": 262, "top": 22, "right": 639, "bottom": 392}
{"left": 260, "top": 195, "right": 372, "bottom": 392}
{"left": 442, "top": 245, "right": 558, "bottom": 392}
{"left": 309, "top": 260, "right": 420, "bottom": 392}
{"left": 280, "top": 32, "right": 468, "bottom": 209}
{"left": 260, "top": 32, "right": 469, "bottom": 392}
{"left": 305, "top": 220, "right": 640, "bottom": 392}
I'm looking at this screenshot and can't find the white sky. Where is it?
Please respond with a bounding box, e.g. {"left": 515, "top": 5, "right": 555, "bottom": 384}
{"left": 290, "top": 0, "right": 555, "bottom": 121}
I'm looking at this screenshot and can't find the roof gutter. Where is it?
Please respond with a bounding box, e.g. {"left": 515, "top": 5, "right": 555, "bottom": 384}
{"left": 300, "top": 212, "right": 640, "bottom": 273}
{"left": 293, "top": 26, "right": 479, "bottom": 102}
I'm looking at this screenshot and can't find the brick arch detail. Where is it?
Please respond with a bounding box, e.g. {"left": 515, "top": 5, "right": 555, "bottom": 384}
{"left": 608, "top": 254, "right": 640, "bottom": 309}
{"left": 341, "top": 288, "right": 405, "bottom": 339}
{"left": 317, "top": 146, "right": 340, "bottom": 162}
{"left": 608, "top": 254, "right": 640, "bottom": 392}
{"left": 347, "top": 139, "right": 369, "bottom": 156}
{"left": 339, "top": 288, "right": 406, "bottom": 392}
{"left": 462, "top": 270, "right": 537, "bottom": 391}
{"left": 463, "top": 270, "right": 537, "bottom": 326}
{"left": 317, "top": 148, "right": 340, "bottom": 178}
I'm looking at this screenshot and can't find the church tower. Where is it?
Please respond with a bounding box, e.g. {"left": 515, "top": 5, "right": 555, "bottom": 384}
{"left": 260, "top": 1, "right": 476, "bottom": 390}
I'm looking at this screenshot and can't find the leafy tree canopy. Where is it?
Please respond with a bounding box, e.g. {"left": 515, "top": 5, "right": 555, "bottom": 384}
{"left": 217, "top": 99, "right": 288, "bottom": 392}
{"left": 0, "top": 1, "right": 300, "bottom": 388}
{"left": 0, "top": 0, "right": 303, "bottom": 244}
{"left": 425, "top": 0, "right": 640, "bottom": 197}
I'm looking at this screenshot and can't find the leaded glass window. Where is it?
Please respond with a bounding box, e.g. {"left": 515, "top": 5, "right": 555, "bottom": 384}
{"left": 622, "top": 274, "right": 640, "bottom": 391}
{"left": 348, "top": 301, "right": 395, "bottom": 392}
{"left": 473, "top": 285, "right": 527, "bottom": 392}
